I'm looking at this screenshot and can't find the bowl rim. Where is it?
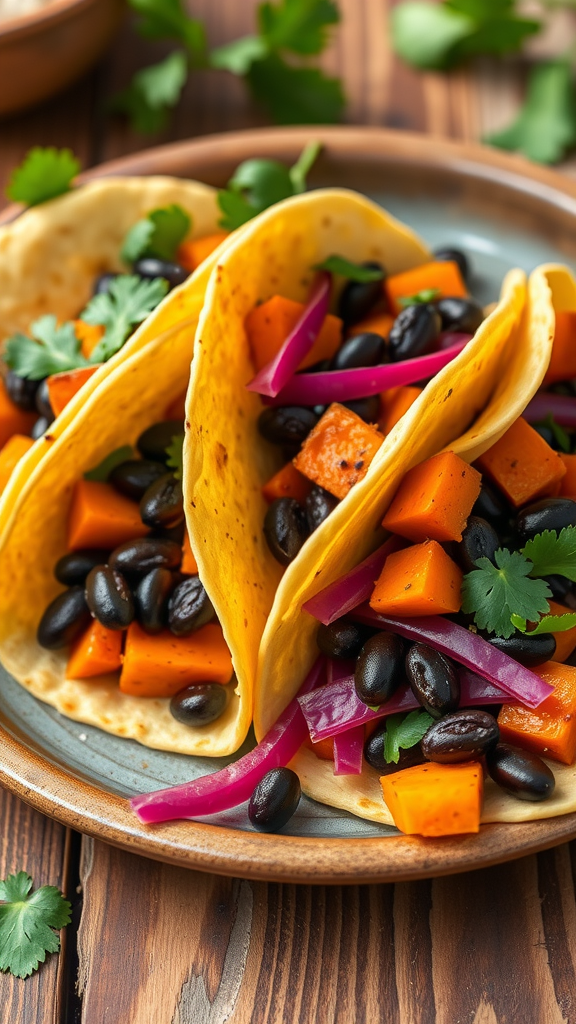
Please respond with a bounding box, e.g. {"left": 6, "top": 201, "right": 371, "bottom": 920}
{"left": 0, "top": 0, "right": 106, "bottom": 41}
{"left": 3, "top": 124, "right": 576, "bottom": 882}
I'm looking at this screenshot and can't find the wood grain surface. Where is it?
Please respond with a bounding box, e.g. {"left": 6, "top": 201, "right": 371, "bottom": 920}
{"left": 2, "top": 1, "right": 576, "bottom": 1021}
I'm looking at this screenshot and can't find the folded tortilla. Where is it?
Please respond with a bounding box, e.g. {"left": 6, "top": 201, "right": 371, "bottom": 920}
{"left": 0, "top": 176, "right": 226, "bottom": 541}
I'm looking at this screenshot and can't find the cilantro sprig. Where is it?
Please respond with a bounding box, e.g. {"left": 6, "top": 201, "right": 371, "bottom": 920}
{"left": 217, "top": 141, "right": 321, "bottom": 230}
{"left": 313, "top": 255, "right": 385, "bottom": 282}
{"left": 116, "top": 0, "right": 343, "bottom": 134}
{"left": 461, "top": 526, "right": 576, "bottom": 639}
{"left": 398, "top": 288, "right": 441, "bottom": 308}
{"left": 121, "top": 204, "right": 191, "bottom": 264}
{"left": 0, "top": 871, "right": 71, "bottom": 979}
{"left": 6, "top": 148, "right": 80, "bottom": 207}
{"left": 5, "top": 317, "right": 89, "bottom": 381}
{"left": 383, "top": 710, "right": 434, "bottom": 764}
{"left": 165, "top": 433, "right": 184, "bottom": 480}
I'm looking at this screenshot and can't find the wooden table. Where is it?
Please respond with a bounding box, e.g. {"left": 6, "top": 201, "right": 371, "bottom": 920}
{"left": 3, "top": 2, "right": 576, "bottom": 1021}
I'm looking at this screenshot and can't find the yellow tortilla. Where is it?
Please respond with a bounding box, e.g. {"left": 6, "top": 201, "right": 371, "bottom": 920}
{"left": 0, "top": 176, "right": 227, "bottom": 540}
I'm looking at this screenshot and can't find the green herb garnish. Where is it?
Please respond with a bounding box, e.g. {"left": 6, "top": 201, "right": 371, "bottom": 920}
{"left": 6, "top": 147, "right": 80, "bottom": 207}
{"left": 121, "top": 203, "right": 191, "bottom": 264}
{"left": 383, "top": 710, "right": 434, "bottom": 764}
{"left": 510, "top": 611, "right": 576, "bottom": 635}
{"left": 0, "top": 871, "right": 71, "bottom": 979}
{"left": 113, "top": 50, "right": 189, "bottom": 134}
{"left": 84, "top": 446, "right": 134, "bottom": 482}
{"left": 217, "top": 141, "right": 321, "bottom": 230}
{"left": 461, "top": 548, "right": 552, "bottom": 639}
{"left": 165, "top": 434, "right": 185, "bottom": 480}
{"left": 486, "top": 59, "right": 576, "bottom": 166}
{"left": 313, "top": 255, "right": 385, "bottom": 282}
{"left": 398, "top": 288, "right": 441, "bottom": 308}
{"left": 521, "top": 527, "right": 576, "bottom": 582}
{"left": 83, "top": 276, "right": 169, "bottom": 363}
{"left": 4, "top": 317, "right": 88, "bottom": 380}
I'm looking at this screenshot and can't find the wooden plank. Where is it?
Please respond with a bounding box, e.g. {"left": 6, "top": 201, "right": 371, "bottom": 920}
{"left": 77, "top": 837, "right": 576, "bottom": 1024}
{"left": 0, "top": 787, "right": 71, "bottom": 1024}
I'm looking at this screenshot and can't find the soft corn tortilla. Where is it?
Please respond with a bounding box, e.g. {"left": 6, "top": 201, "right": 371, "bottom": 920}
{"left": 0, "top": 176, "right": 227, "bottom": 541}
{"left": 0, "top": 325, "right": 246, "bottom": 756}
{"left": 260, "top": 264, "right": 576, "bottom": 827}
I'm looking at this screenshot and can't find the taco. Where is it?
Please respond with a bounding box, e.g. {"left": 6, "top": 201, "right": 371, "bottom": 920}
{"left": 0, "top": 174, "right": 228, "bottom": 527}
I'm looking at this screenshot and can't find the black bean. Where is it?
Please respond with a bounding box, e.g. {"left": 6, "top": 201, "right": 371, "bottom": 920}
{"left": 135, "top": 568, "right": 176, "bottom": 633}
{"left": 342, "top": 395, "right": 381, "bottom": 423}
{"left": 168, "top": 576, "right": 215, "bottom": 636}
{"left": 170, "top": 683, "right": 229, "bottom": 727}
{"left": 487, "top": 743, "right": 555, "bottom": 801}
{"left": 487, "top": 632, "right": 556, "bottom": 667}
{"left": 133, "top": 257, "right": 188, "bottom": 290}
{"left": 516, "top": 498, "right": 576, "bottom": 542}
{"left": 31, "top": 416, "right": 52, "bottom": 439}
{"left": 93, "top": 272, "right": 118, "bottom": 295}
{"left": 35, "top": 379, "right": 53, "bottom": 418}
{"left": 317, "top": 618, "right": 367, "bottom": 660}
{"left": 55, "top": 549, "right": 108, "bottom": 586}
{"left": 534, "top": 425, "right": 555, "bottom": 447}
{"left": 354, "top": 631, "right": 406, "bottom": 706}
{"left": 364, "top": 725, "right": 426, "bottom": 774}
{"left": 248, "top": 767, "right": 301, "bottom": 832}
{"left": 422, "top": 709, "right": 499, "bottom": 763}
{"left": 405, "top": 643, "right": 460, "bottom": 718}
{"left": 140, "top": 473, "right": 184, "bottom": 530}
{"left": 435, "top": 297, "right": 483, "bottom": 334}
{"left": 543, "top": 574, "right": 574, "bottom": 603}
{"left": 305, "top": 486, "right": 338, "bottom": 533}
{"left": 109, "top": 537, "right": 182, "bottom": 579}
{"left": 37, "top": 586, "right": 91, "bottom": 649}
{"left": 5, "top": 371, "right": 41, "bottom": 412}
{"left": 432, "top": 247, "right": 470, "bottom": 285}
{"left": 154, "top": 520, "right": 186, "bottom": 544}
{"left": 258, "top": 406, "right": 318, "bottom": 446}
{"left": 264, "top": 497, "right": 309, "bottom": 565}
{"left": 472, "top": 481, "right": 510, "bottom": 528}
{"left": 109, "top": 459, "right": 167, "bottom": 500}
{"left": 85, "top": 566, "right": 134, "bottom": 630}
{"left": 388, "top": 304, "right": 441, "bottom": 362}
{"left": 456, "top": 516, "right": 500, "bottom": 573}
{"left": 136, "top": 421, "right": 183, "bottom": 462}
{"left": 337, "top": 262, "right": 385, "bottom": 327}
{"left": 330, "top": 332, "right": 385, "bottom": 370}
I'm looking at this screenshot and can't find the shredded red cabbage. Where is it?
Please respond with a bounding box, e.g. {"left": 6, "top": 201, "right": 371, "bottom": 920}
{"left": 130, "top": 657, "right": 326, "bottom": 824}
{"left": 524, "top": 392, "right": 576, "bottom": 428}
{"left": 246, "top": 272, "right": 332, "bottom": 398}
{"left": 299, "top": 670, "right": 510, "bottom": 742}
{"left": 261, "top": 339, "right": 467, "bottom": 406}
{"left": 333, "top": 725, "right": 364, "bottom": 775}
{"left": 352, "top": 607, "right": 554, "bottom": 709}
{"left": 303, "top": 536, "right": 403, "bottom": 625}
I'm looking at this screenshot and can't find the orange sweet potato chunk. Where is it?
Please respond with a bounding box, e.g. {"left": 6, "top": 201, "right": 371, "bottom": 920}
{"left": 245, "top": 295, "right": 342, "bottom": 372}
{"left": 381, "top": 762, "right": 483, "bottom": 836}
{"left": 262, "top": 462, "right": 312, "bottom": 504}
{"left": 0, "top": 378, "right": 36, "bottom": 447}
{"left": 66, "top": 620, "right": 123, "bottom": 679}
{"left": 385, "top": 260, "right": 467, "bottom": 316}
{"left": 498, "top": 661, "right": 576, "bottom": 764}
{"left": 68, "top": 479, "right": 149, "bottom": 550}
{"left": 47, "top": 365, "right": 100, "bottom": 417}
{"left": 0, "top": 434, "right": 33, "bottom": 492}
{"left": 370, "top": 539, "right": 463, "bottom": 616}
{"left": 348, "top": 311, "right": 394, "bottom": 339}
{"left": 181, "top": 529, "right": 198, "bottom": 574}
{"left": 477, "top": 417, "right": 566, "bottom": 508}
{"left": 294, "top": 403, "right": 384, "bottom": 500}
{"left": 379, "top": 386, "right": 422, "bottom": 435}
{"left": 119, "top": 622, "right": 233, "bottom": 698}
{"left": 382, "top": 450, "right": 481, "bottom": 543}
{"left": 548, "top": 600, "right": 576, "bottom": 664}
{"left": 543, "top": 311, "right": 576, "bottom": 386}
{"left": 560, "top": 454, "right": 576, "bottom": 497}
{"left": 177, "top": 231, "right": 229, "bottom": 272}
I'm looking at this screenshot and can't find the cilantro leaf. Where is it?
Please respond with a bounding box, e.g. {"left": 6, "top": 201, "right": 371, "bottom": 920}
{"left": 6, "top": 147, "right": 80, "bottom": 207}
{"left": 217, "top": 189, "right": 257, "bottom": 231}
{"left": 398, "top": 288, "right": 441, "bottom": 307}
{"left": 289, "top": 139, "right": 321, "bottom": 194}
{"left": 165, "top": 434, "right": 185, "bottom": 480}
{"left": 313, "top": 255, "right": 385, "bottom": 282}
{"left": 258, "top": 0, "right": 339, "bottom": 56}
{"left": 84, "top": 446, "right": 134, "bottom": 482}
{"left": 217, "top": 142, "right": 321, "bottom": 229}
{"left": 0, "top": 871, "right": 71, "bottom": 979}
{"left": 486, "top": 60, "right": 576, "bottom": 165}
{"left": 82, "top": 276, "right": 169, "bottom": 363}
{"left": 210, "top": 35, "right": 268, "bottom": 75}
{"left": 121, "top": 204, "right": 191, "bottom": 264}
{"left": 522, "top": 527, "right": 576, "bottom": 582}
{"left": 511, "top": 612, "right": 576, "bottom": 635}
{"left": 129, "top": 0, "right": 206, "bottom": 57}
{"left": 538, "top": 413, "right": 571, "bottom": 454}
{"left": 114, "top": 51, "right": 189, "bottom": 133}
{"left": 246, "top": 53, "right": 344, "bottom": 124}
{"left": 383, "top": 710, "right": 434, "bottom": 764}
{"left": 4, "top": 316, "right": 88, "bottom": 380}
{"left": 461, "top": 549, "right": 551, "bottom": 639}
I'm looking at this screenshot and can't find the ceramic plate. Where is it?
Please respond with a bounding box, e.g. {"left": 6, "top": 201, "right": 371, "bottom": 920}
{"left": 2, "top": 127, "right": 576, "bottom": 883}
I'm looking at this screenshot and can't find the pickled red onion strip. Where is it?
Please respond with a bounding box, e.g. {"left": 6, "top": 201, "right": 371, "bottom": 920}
{"left": 246, "top": 271, "right": 332, "bottom": 398}
{"left": 333, "top": 725, "right": 364, "bottom": 775}
{"left": 524, "top": 392, "right": 576, "bottom": 428}
{"left": 130, "top": 656, "right": 326, "bottom": 824}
